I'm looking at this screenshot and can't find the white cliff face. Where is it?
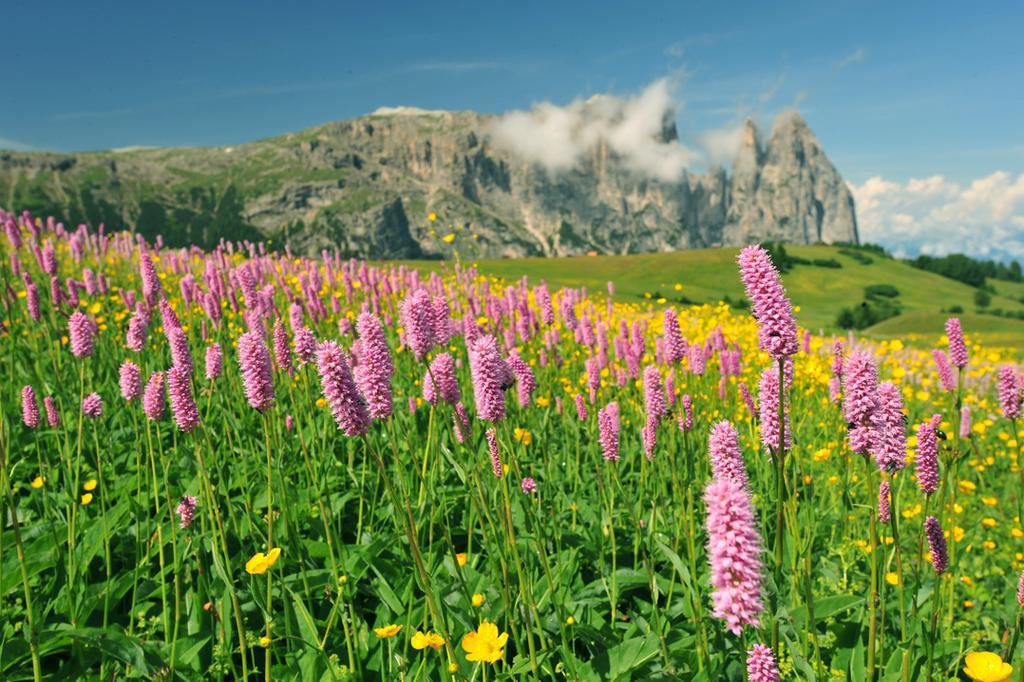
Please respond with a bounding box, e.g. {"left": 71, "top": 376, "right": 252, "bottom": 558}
{"left": 725, "top": 112, "right": 859, "bottom": 246}
{"left": 0, "top": 109, "right": 858, "bottom": 258}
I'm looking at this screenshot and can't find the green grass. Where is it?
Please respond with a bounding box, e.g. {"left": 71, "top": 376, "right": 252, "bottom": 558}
{"left": 7, "top": 229, "right": 1024, "bottom": 679}
{"left": 403, "top": 244, "right": 1024, "bottom": 345}
{"left": 991, "top": 278, "right": 1024, "bottom": 302}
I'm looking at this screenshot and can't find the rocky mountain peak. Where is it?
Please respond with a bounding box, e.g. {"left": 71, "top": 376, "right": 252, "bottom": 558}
{"left": 725, "top": 111, "right": 858, "bottom": 245}
{"left": 658, "top": 112, "right": 680, "bottom": 144}
{"left": 732, "top": 119, "right": 763, "bottom": 177}
{"left": 771, "top": 109, "right": 809, "bottom": 133}
{"left": 0, "top": 108, "right": 858, "bottom": 257}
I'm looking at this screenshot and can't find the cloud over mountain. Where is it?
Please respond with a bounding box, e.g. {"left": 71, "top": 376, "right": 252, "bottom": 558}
{"left": 488, "top": 78, "right": 701, "bottom": 182}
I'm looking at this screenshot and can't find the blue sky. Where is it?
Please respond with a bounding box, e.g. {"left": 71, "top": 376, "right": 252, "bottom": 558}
{"left": 3, "top": 1, "right": 1022, "bottom": 257}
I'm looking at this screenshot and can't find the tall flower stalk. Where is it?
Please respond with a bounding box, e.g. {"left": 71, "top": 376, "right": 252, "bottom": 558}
{"left": 738, "top": 244, "right": 797, "bottom": 656}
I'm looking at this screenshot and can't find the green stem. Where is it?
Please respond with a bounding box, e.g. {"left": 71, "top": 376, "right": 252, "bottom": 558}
{"left": 0, "top": 430, "right": 43, "bottom": 682}
{"left": 771, "top": 358, "right": 788, "bottom": 656}
{"left": 865, "top": 457, "right": 879, "bottom": 680}
{"left": 263, "top": 414, "right": 274, "bottom": 682}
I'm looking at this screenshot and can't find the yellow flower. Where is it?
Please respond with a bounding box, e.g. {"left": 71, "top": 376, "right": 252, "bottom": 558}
{"left": 447, "top": 662, "right": 458, "bottom": 673}
{"left": 566, "top": 616, "right": 575, "bottom": 625}
{"left": 456, "top": 552, "right": 468, "bottom": 568}
{"left": 442, "top": 233, "right": 456, "bottom": 244}
{"left": 81, "top": 493, "right": 94, "bottom": 505}
{"left": 30, "top": 475, "right": 45, "bottom": 489}
{"left": 245, "top": 547, "right": 282, "bottom": 575}
{"left": 963, "top": 651, "right": 1012, "bottom": 682}
{"left": 982, "top": 518, "right": 996, "bottom": 528}
{"left": 472, "top": 593, "right": 485, "bottom": 607}
{"left": 411, "top": 630, "right": 445, "bottom": 650}
{"left": 513, "top": 428, "right": 532, "bottom": 446}
{"left": 535, "top": 396, "right": 550, "bottom": 407}
{"left": 259, "top": 636, "right": 271, "bottom": 647}
{"left": 885, "top": 572, "right": 900, "bottom": 586}
{"left": 461, "top": 620, "right": 508, "bottom": 664}
{"left": 427, "top": 212, "right": 437, "bottom": 222}
{"left": 83, "top": 479, "right": 98, "bottom": 492}
{"left": 902, "top": 503, "right": 923, "bottom": 519}
{"left": 374, "top": 624, "right": 403, "bottom": 639}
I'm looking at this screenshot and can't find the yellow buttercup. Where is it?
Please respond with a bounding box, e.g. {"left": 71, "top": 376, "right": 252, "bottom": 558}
{"left": 245, "top": 547, "right": 282, "bottom": 575}
{"left": 963, "top": 652, "right": 1012, "bottom": 682}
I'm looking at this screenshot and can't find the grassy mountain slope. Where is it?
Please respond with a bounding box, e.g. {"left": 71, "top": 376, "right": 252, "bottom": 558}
{"left": 406, "top": 244, "right": 1024, "bottom": 346}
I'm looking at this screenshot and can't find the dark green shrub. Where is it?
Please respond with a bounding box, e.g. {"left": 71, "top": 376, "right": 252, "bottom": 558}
{"left": 865, "top": 284, "right": 900, "bottom": 300}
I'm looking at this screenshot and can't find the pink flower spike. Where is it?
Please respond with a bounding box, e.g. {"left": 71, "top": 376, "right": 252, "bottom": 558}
{"left": 737, "top": 245, "right": 798, "bottom": 359}
{"left": 705, "top": 477, "right": 765, "bottom": 635}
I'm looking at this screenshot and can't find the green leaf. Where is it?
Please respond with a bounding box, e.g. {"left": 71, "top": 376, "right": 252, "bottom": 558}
{"left": 606, "top": 634, "right": 660, "bottom": 679}
{"left": 652, "top": 538, "right": 693, "bottom": 590}
{"left": 208, "top": 540, "right": 236, "bottom": 595}
{"left": 368, "top": 563, "right": 405, "bottom": 616}
{"left": 48, "top": 625, "right": 166, "bottom": 677}
{"left": 289, "top": 588, "right": 322, "bottom": 650}
{"left": 175, "top": 635, "right": 211, "bottom": 671}
{"left": 850, "top": 638, "right": 865, "bottom": 682}
{"left": 792, "top": 594, "right": 863, "bottom": 630}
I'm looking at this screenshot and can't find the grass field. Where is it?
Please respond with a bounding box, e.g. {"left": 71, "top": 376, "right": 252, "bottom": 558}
{"left": 406, "top": 244, "right": 1024, "bottom": 348}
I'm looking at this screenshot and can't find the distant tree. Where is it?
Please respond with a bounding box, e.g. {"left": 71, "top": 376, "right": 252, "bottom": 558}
{"left": 836, "top": 307, "right": 856, "bottom": 329}
{"left": 911, "top": 252, "right": 1024, "bottom": 287}
{"left": 974, "top": 289, "right": 991, "bottom": 308}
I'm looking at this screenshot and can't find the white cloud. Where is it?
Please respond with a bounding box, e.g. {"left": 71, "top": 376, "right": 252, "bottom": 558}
{"left": 406, "top": 61, "right": 503, "bottom": 74}
{"left": 850, "top": 171, "right": 1024, "bottom": 260}
{"left": 0, "top": 136, "right": 34, "bottom": 151}
{"left": 699, "top": 122, "right": 746, "bottom": 167}
{"left": 836, "top": 48, "right": 866, "bottom": 70}
{"left": 758, "top": 74, "right": 786, "bottom": 104}
{"left": 488, "top": 78, "right": 701, "bottom": 182}
{"left": 50, "top": 108, "right": 135, "bottom": 122}
{"left": 664, "top": 42, "right": 686, "bottom": 58}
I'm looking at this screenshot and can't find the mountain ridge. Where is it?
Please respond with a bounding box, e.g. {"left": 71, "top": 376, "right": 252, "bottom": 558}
{"left": 0, "top": 108, "right": 858, "bottom": 258}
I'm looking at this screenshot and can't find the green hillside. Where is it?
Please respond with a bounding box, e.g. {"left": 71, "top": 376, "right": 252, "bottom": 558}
{"left": 406, "top": 244, "right": 1024, "bottom": 347}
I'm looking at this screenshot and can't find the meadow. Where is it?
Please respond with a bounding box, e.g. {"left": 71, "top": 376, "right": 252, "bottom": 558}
{"left": 404, "top": 243, "right": 1024, "bottom": 347}
{"left": 2, "top": 210, "right": 1024, "bottom": 681}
